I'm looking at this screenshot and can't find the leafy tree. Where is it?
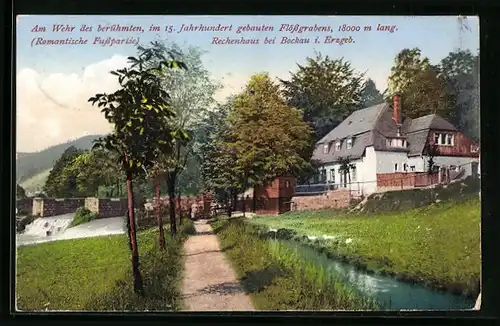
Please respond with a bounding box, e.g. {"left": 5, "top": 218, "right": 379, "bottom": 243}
{"left": 387, "top": 48, "right": 453, "bottom": 119}
{"left": 438, "top": 49, "right": 479, "bottom": 140}
{"left": 89, "top": 46, "right": 185, "bottom": 295}
{"left": 387, "top": 48, "right": 431, "bottom": 95}
{"left": 65, "top": 149, "right": 123, "bottom": 197}
{"left": 224, "top": 73, "right": 313, "bottom": 203}
{"left": 360, "top": 78, "right": 384, "bottom": 108}
{"left": 280, "top": 52, "right": 365, "bottom": 142}
{"left": 16, "top": 184, "right": 27, "bottom": 200}
{"left": 43, "top": 146, "right": 83, "bottom": 197}
{"left": 141, "top": 41, "right": 221, "bottom": 232}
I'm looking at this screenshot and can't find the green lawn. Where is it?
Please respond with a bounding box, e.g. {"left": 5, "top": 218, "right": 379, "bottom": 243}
{"left": 248, "top": 197, "right": 481, "bottom": 297}
{"left": 16, "top": 220, "right": 194, "bottom": 311}
{"left": 212, "top": 218, "right": 379, "bottom": 310}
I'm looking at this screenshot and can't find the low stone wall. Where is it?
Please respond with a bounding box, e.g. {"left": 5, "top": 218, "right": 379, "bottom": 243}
{"left": 290, "top": 189, "right": 351, "bottom": 211}
{"left": 19, "top": 197, "right": 128, "bottom": 218}
{"left": 32, "top": 198, "right": 85, "bottom": 217}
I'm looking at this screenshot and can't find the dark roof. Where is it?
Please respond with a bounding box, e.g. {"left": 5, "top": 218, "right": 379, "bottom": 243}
{"left": 313, "top": 104, "right": 462, "bottom": 164}
{"left": 405, "top": 114, "right": 457, "bottom": 133}
{"left": 312, "top": 131, "right": 373, "bottom": 164}
{"left": 406, "top": 130, "right": 429, "bottom": 157}
{"left": 317, "top": 103, "right": 387, "bottom": 145}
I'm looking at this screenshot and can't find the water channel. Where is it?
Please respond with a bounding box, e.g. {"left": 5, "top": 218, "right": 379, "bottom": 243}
{"left": 268, "top": 234, "right": 475, "bottom": 310}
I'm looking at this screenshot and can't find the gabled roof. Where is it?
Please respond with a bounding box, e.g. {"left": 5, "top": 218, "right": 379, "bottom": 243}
{"left": 312, "top": 131, "right": 372, "bottom": 164}
{"left": 405, "top": 114, "right": 457, "bottom": 133}
{"left": 317, "top": 103, "right": 387, "bottom": 145}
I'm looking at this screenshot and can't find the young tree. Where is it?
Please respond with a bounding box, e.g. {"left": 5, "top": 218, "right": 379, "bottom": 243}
{"left": 225, "top": 73, "right": 313, "bottom": 201}
{"left": 88, "top": 47, "right": 185, "bottom": 295}
{"left": 141, "top": 41, "right": 221, "bottom": 233}
{"left": 280, "top": 52, "right": 365, "bottom": 142}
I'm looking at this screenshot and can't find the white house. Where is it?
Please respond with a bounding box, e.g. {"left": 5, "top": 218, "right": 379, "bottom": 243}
{"left": 311, "top": 96, "right": 480, "bottom": 196}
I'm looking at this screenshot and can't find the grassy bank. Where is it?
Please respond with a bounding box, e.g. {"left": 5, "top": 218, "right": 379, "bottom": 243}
{"left": 249, "top": 197, "right": 481, "bottom": 298}
{"left": 16, "top": 219, "right": 194, "bottom": 311}
{"left": 212, "top": 218, "right": 379, "bottom": 310}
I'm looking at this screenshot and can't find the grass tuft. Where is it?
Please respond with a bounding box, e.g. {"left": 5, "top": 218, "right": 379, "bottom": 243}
{"left": 70, "top": 207, "right": 99, "bottom": 227}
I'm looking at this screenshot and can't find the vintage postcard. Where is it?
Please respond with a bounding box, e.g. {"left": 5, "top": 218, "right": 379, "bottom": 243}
{"left": 15, "top": 15, "right": 480, "bottom": 312}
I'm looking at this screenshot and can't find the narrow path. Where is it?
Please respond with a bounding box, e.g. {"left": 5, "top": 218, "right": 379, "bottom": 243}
{"left": 181, "top": 220, "right": 254, "bottom": 311}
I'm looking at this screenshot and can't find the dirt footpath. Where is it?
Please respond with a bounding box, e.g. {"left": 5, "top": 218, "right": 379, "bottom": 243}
{"left": 181, "top": 220, "right": 254, "bottom": 311}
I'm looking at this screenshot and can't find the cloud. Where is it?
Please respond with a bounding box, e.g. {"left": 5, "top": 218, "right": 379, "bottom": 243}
{"left": 16, "top": 55, "right": 128, "bottom": 152}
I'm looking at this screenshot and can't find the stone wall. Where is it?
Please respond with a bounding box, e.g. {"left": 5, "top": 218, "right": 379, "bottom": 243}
{"left": 290, "top": 189, "right": 351, "bottom": 211}
{"left": 31, "top": 198, "right": 85, "bottom": 217}
{"left": 20, "top": 197, "right": 128, "bottom": 218}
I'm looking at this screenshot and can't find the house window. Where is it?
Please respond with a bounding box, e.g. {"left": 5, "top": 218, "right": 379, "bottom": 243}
{"left": 321, "top": 169, "right": 327, "bottom": 182}
{"left": 394, "top": 163, "right": 399, "bottom": 172}
{"left": 323, "top": 144, "right": 329, "bottom": 154}
{"left": 410, "top": 165, "right": 415, "bottom": 171}
{"left": 285, "top": 180, "right": 291, "bottom": 188}
{"left": 434, "top": 133, "right": 440, "bottom": 144}
{"left": 330, "top": 169, "right": 335, "bottom": 183}
{"left": 347, "top": 138, "right": 353, "bottom": 149}
{"left": 446, "top": 134, "right": 454, "bottom": 145}
{"left": 335, "top": 141, "right": 341, "bottom": 151}
{"left": 351, "top": 166, "right": 357, "bottom": 181}
{"left": 403, "top": 163, "right": 408, "bottom": 172}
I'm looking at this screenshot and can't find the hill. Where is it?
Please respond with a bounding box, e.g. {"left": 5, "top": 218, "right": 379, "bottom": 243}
{"left": 16, "top": 134, "right": 103, "bottom": 183}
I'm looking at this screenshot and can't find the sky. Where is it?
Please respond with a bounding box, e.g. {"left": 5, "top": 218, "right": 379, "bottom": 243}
{"left": 15, "top": 15, "right": 479, "bottom": 152}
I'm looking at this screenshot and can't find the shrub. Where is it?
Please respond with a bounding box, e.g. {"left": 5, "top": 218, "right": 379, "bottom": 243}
{"left": 70, "top": 207, "right": 98, "bottom": 227}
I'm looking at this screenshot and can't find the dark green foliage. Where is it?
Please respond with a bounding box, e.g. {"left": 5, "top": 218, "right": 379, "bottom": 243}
{"left": 16, "top": 184, "right": 27, "bottom": 199}
{"left": 280, "top": 52, "right": 365, "bottom": 142}
{"left": 43, "top": 146, "right": 84, "bottom": 197}
{"left": 16, "top": 134, "right": 102, "bottom": 183}
{"left": 360, "top": 78, "right": 384, "bottom": 108}
{"left": 70, "top": 207, "right": 99, "bottom": 227}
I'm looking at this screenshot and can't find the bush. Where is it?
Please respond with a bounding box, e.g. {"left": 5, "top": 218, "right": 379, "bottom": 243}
{"left": 70, "top": 207, "right": 98, "bottom": 227}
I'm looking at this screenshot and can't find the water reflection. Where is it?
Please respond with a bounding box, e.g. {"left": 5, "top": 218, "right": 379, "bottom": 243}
{"left": 280, "top": 239, "right": 474, "bottom": 310}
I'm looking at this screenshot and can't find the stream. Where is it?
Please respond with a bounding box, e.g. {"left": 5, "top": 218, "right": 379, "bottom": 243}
{"left": 271, "top": 236, "right": 475, "bottom": 310}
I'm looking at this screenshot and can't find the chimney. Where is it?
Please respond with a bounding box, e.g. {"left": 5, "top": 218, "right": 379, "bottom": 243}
{"left": 393, "top": 94, "right": 401, "bottom": 126}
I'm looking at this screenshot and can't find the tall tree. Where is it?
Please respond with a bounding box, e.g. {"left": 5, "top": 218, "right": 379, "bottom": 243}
{"left": 224, "top": 73, "right": 313, "bottom": 198}
{"left": 438, "top": 49, "right": 479, "bottom": 140}
{"left": 360, "top": 78, "right": 384, "bottom": 108}
{"left": 143, "top": 41, "right": 221, "bottom": 232}
{"left": 89, "top": 47, "right": 185, "bottom": 295}
{"left": 387, "top": 48, "right": 453, "bottom": 119}
{"left": 280, "top": 52, "right": 365, "bottom": 142}
{"left": 43, "top": 146, "right": 83, "bottom": 197}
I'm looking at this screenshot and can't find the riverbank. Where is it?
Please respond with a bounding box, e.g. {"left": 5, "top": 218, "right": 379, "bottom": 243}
{"left": 248, "top": 197, "right": 480, "bottom": 299}
{"left": 211, "top": 218, "right": 379, "bottom": 310}
{"left": 16, "top": 220, "right": 194, "bottom": 311}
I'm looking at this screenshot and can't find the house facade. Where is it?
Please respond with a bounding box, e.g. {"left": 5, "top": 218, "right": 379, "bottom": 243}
{"left": 311, "top": 95, "right": 480, "bottom": 196}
